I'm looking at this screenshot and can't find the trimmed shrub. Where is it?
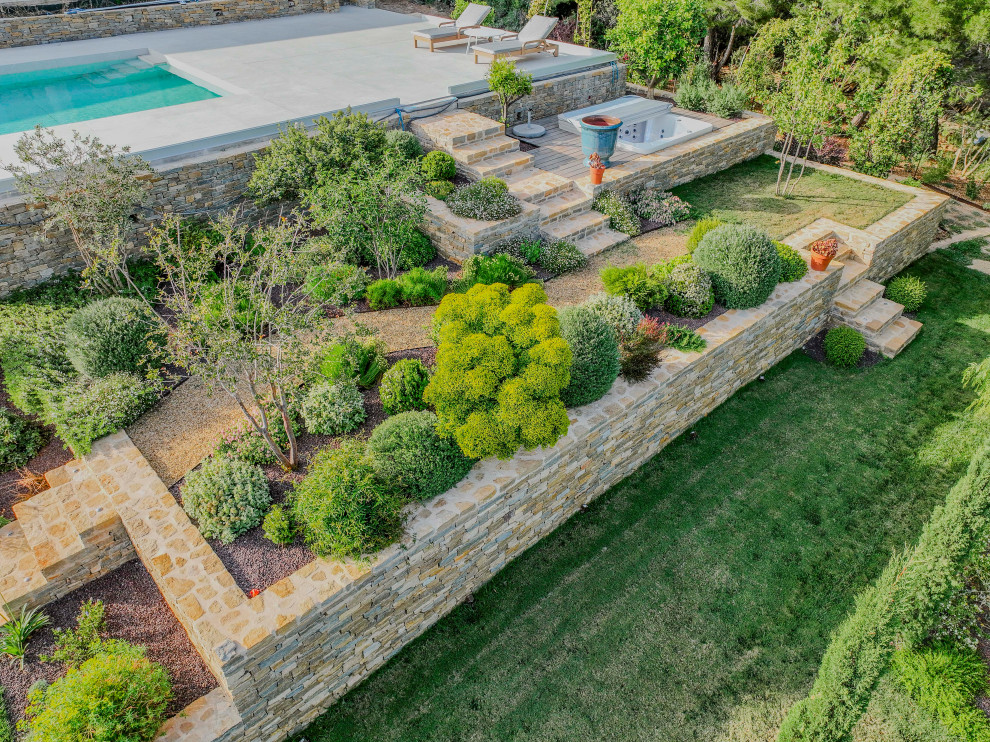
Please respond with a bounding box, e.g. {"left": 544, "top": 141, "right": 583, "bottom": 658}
{"left": 666, "top": 324, "right": 707, "bottom": 353}
{"left": 181, "top": 456, "right": 270, "bottom": 544}
{"left": 421, "top": 150, "right": 457, "bottom": 181}
{"left": 708, "top": 83, "right": 748, "bottom": 119}
{"left": 446, "top": 178, "right": 522, "bottom": 221}
{"left": 424, "top": 180, "right": 455, "bottom": 200}
{"left": 892, "top": 642, "right": 990, "bottom": 742}
{"left": 824, "top": 326, "right": 866, "bottom": 368}
{"left": 385, "top": 129, "right": 423, "bottom": 160}
{"left": 886, "top": 276, "right": 927, "bottom": 312}
{"left": 304, "top": 263, "right": 368, "bottom": 306}
{"left": 664, "top": 262, "right": 714, "bottom": 318}
{"left": 0, "top": 408, "right": 46, "bottom": 473}
{"left": 293, "top": 439, "right": 405, "bottom": 558}
{"left": 600, "top": 263, "right": 667, "bottom": 311}
{"left": 397, "top": 266, "right": 447, "bottom": 306}
{"left": 367, "top": 411, "right": 475, "bottom": 501}
{"left": 401, "top": 229, "right": 437, "bottom": 269}
{"left": 367, "top": 279, "right": 402, "bottom": 310}
{"left": 631, "top": 189, "right": 691, "bottom": 225}
{"left": 538, "top": 239, "right": 587, "bottom": 276}
{"left": 686, "top": 217, "right": 724, "bottom": 253}
{"left": 583, "top": 292, "right": 643, "bottom": 337}
{"left": 775, "top": 241, "right": 809, "bottom": 283}
{"left": 460, "top": 253, "right": 534, "bottom": 289}
{"left": 379, "top": 358, "right": 430, "bottom": 415}
{"left": 424, "top": 283, "right": 572, "bottom": 460}
{"left": 64, "top": 298, "right": 162, "bottom": 379}
{"left": 263, "top": 505, "right": 295, "bottom": 546}
{"left": 693, "top": 224, "right": 781, "bottom": 309}
{"left": 22, "top": 642, "right": 171, "bottom": 742}
{"left": 302, "top": 378, "right": 366, "bottom": 435}
{"left": 559, "top": 305, "right": 620, "bottom": 407}
{"left": 593, "top": 190, "right": 641, "bottom": 235}
{"left": 46, "top": 374, "right": 158, "bottom": 456}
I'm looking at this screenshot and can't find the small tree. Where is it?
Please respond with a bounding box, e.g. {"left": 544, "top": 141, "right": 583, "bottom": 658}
{"left": 606, "top": 0, "right": 707, "bottom": 95}
{"left": 144, "top": 212, "right": 331, "bottom": 471}
{"left": 486, "top": 60, "right": 534, "bottom": 124}
{"left": 850, "top": 49, "right": 954, "bottom": 178}
{"left": 305, "top": 152, "right": 426, "bottom": 279}
{"left": 3, "top": 127, "right": 150, "bottom": 295}
{"left": 423, "top": 282, "right": 572, "bottom": 460}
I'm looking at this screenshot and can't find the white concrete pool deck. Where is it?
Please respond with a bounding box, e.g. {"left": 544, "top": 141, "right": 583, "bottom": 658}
{"left": 0, "top": 6, "right": 614, "bottom": 180}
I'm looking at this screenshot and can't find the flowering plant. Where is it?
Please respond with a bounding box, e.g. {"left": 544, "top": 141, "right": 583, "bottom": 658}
{"left": 810, "top": 237, "right": 839, "bottom": 258}
{"left": 589, "top": 152, "right": 605, "bottom": 170}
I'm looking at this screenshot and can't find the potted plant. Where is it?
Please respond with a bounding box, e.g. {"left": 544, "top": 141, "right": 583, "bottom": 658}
{"left": 809, "top": 237, "right": 839, "bottom": 271}
{"left": 580, "top": 115, "right": 623, "bottom": 167}
{"left": 589, "top": 152, "right": 606, "bottom": 185}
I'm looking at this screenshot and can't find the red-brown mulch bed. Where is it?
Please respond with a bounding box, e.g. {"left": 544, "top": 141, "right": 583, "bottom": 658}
{"left": 802, "top": 327, "right": 882, "bottom": 369}
{"left": 0, "top": 559, "right": 217, "bottom": 731}
{"left": 646, "top": 302, "right": 728, "bottom": 332}
{"left": 169, "top": 347, "right": 437, "bottom": 597}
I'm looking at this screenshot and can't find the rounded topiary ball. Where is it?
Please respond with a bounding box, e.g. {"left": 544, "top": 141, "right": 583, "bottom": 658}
{"left": 824, "top": 326, "right": 866, "bottom": 368}
{"left": 693, "top": 224, "right": 781, "bottom": 309}
{"left": 664, "top": 262, "right": 715, "bottom": 318}
{"left": 181, "top": 456, "right": 270, "bottom": 544}
{"left": 558, "top": 304, "right": 620, "bottom": 407}
{"left": 885, "top": 275, "right": 927, "bottom": 312}
{"left": 379, "top": 358, "right": 431, "bottom": 415}
{"left": 367, "top": 411, "right": 475, "bottom": 501}
{"left": 65, "top": 298, "right": 163, "bottom": 379}
{"left": 421, "top": 150, "right": 457, "bottom": 181}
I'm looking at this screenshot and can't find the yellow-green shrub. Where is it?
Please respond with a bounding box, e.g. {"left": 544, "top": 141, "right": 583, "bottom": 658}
{"left": 423, "top": 283, "right": 572, "bottom": 460}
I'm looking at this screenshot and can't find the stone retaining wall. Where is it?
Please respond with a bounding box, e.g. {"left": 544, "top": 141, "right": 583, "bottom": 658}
{"left": 459, "top": 63, "right": 626, "bottom": 124}
{"left": 0, "top": 0, "right": 337, "bottom": 48}
{"left": 420, "top": 195, "right": 541, "bottom": 263}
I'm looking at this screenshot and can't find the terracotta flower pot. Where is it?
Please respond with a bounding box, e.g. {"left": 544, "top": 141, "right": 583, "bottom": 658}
{"left": 810, "top": 252, "right": 833, "bottom": 271}
{"left": 590, "top": 166, "right": 605, "bottom": 185}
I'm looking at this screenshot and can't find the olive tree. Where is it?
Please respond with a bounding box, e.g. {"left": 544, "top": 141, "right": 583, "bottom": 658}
{"left": 3, "top": 127, "right": 150, "bottom": 295}
{"left": 143, "top": 213, "right": 331, "bottom": 471}
{"left": 486, "top": 60, "right": 534, "bottom": 124}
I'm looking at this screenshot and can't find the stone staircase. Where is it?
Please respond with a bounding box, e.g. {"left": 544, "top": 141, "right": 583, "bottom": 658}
{"left": 831, "top": 266, "right": 922, "bottom": 358}
{"left": 0, "top": 460, "right": 134, "bottom": 621}
{"left": 411, "top": 111, "right": 626, "bottom": 257}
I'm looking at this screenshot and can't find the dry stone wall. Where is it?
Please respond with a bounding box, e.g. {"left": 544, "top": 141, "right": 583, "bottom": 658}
{"left": 0, "top": 0, "right": 338, "bottom": 48}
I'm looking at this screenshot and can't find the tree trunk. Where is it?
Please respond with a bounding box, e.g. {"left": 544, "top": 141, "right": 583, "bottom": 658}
{"left": 781, "top": 142, "right": 799, "bottom": 195}
{"left": 776, "top": 132, "right": 793, "bottom": 195}
{"left": 713, "top": 19, "right": 741, "bottom": 81}
{"left": 787, "top": 139, "right": 814, "bottom": 196}
{"left": 703, "top": 28, "right": 715, "bottom": 70}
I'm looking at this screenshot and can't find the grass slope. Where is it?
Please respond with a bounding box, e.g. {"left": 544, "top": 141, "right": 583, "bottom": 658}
{"left": 303, "top": 255, "right": 990, "bottom": 742}
{"left": 672, "top": 155, "right": 912, "bottom": 239}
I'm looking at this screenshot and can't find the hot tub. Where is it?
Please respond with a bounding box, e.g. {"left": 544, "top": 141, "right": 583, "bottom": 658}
{"left": 558, "top": 95, "right": 714, "bottom": 155}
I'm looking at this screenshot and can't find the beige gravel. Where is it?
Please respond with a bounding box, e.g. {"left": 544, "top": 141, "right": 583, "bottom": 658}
{"left": 127, "top": 228, "right": 691, "bottom": 484}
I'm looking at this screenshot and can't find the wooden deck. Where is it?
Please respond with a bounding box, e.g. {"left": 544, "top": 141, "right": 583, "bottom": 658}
{"left": 511, "top": 108, "right": 736, "bottom": 180}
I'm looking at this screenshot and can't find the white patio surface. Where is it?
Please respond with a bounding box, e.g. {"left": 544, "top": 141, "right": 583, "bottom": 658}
{"left": 0, "top": 6, "right": 614, "bottom": 180}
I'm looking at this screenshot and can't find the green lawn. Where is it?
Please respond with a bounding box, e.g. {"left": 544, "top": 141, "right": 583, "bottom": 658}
{"left": 672, "top": 155, "right": 912, "bottom": 239}
{"left": 303, "top": 255, "right": 990, "bottom": 742}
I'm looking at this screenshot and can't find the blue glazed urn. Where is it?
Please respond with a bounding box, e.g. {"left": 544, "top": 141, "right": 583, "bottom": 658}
{"left": 580, "top": 115, "right": 622, "bottom": 167}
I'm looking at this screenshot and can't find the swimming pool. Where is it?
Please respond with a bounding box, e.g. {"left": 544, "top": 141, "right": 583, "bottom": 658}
{"left": 0, "top": 57, "right": 220, "bottom": 136}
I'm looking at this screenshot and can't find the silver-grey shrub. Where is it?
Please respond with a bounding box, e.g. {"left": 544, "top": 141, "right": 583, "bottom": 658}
{"left": 302, "top": 378, "right": 367, "bottom": 435}
{"left": 446, "top": 178, "right": 522, "bottom": 221}
{"left": 664, "top": 262, "right": 715, "bottom": 318}
{"left": 583, "top": 292, "right": 643, "bottom": 337}
{"left": 181, "top": 456, "right": 270, "bottom": 544}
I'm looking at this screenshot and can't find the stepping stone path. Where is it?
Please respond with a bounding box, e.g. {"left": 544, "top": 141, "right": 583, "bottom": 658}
{"left": 410, "top": 111, "right": 627, "bottom": 257}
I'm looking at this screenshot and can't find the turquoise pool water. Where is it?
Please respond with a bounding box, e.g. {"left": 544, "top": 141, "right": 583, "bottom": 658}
{"left": 0, "top": 58, "right": 220, "bottom": 135}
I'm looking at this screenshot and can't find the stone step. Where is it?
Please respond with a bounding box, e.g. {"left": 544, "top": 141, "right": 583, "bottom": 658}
{"left": 461, "top": 151, "right": 535, "bottom": 180}
{"left": 838, "top": 258, "right": 869, "bottom": 288}
{"left": 12, "top": 474, "right": 115, "bottom": 575}
{"left": 874, "top": 317, "right": 923, "bottom": 358}
{"left": 833, "top": 280, "right": 884, "bottom": 320}
{"left": 846, "top": 297, "right": 903, "bottom": 338}
{"left": 541, "top": 209, "right": 612, "bottom": 243}
{"left": 572, "top": 227, "right": 628, "bottom": 257}
{"left": 450, "top": 135, "right": 518, "bottom": 165}
{"left": 0, "top": 520, "right": 48, "bottom": 621}
{"left": 502, "top": 169, "right": 576, "bottom": 204}
{"left": 410, "top": 111, "right": 504, "bottom": 150}
{"left": 539, "top": 188, "right": 594, "bottom": 225}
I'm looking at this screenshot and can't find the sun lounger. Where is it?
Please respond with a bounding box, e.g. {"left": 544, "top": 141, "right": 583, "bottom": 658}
{"left": 412, "top": 3, "right": 492, "bottom": 52}
{"left": 472, "top": 15, "right": 559, "bottom": 63}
